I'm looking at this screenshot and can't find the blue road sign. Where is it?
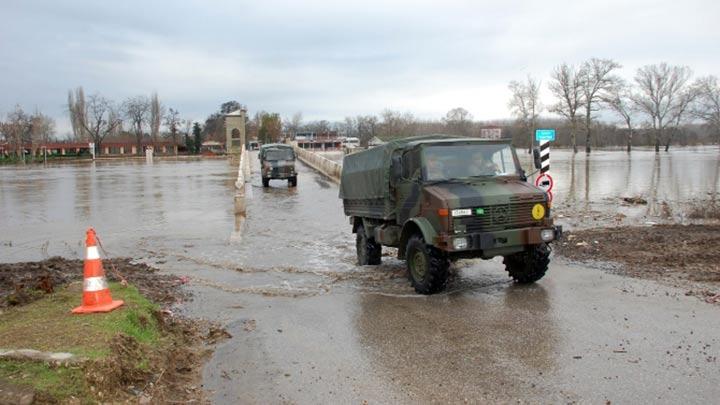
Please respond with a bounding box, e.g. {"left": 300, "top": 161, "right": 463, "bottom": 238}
{"left": 535, "top": 129, "right": 556, "bottom": 142}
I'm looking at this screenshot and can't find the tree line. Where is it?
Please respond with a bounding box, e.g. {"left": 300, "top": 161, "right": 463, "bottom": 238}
{"left": 508, "top": 59, "right": 720, "bottom": 153}
{"left": 0, "top": 86, "right": 208, "bottom": 159}
{"left": 66, "top": 87, "right": 200, "bottom": 155}
{"left": 0, "top": 106, "right": 55, "bottom": 158}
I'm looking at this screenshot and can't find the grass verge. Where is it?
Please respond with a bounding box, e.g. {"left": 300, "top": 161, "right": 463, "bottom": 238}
{"left": 0, "top": 282, "right": 163, "bottom": 402}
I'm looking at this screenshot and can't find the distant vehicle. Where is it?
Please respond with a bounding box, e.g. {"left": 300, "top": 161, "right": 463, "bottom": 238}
{"left": 339, "top": 135, "right": 561, "bottom": 294}
{"left": 343, "top": 137, "right": 361, "bottom": 154}
{"left": 343, "top": 137, "right": 360, "bottom": 148}
{"left": 259, "top": 144, "right": 297, "bottom": 187}
{"left": 248, "top": 141, "right": 260, "bottom": 150}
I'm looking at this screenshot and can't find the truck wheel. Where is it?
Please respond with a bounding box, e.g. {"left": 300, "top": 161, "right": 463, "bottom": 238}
{"left": 262, "top": 177, "right": 269, "bottom": 187}
{"left": 503, "top": 243, "right": 550, "bottom": 284}
{"left": 356, "top": 224, "right": 381, "bottom": 265}
{"left": 288, "top": 176, "right": 297, "bottom": 187}
{"left": 405, "top": 234, "right": 449, "bottom": 294}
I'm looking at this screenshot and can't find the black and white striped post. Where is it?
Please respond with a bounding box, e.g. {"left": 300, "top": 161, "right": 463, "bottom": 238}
{"left": 539, "top": 139, "right": 550, "bottom": 174}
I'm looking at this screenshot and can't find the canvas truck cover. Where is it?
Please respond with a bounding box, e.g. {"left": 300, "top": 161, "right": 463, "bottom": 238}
{"left": 339, "top": 135, "right": 458, "bottom": 219}
{"left": 339, "top": 144, "right": 390, "bottom": 200}
{"left": 259, "top": 143, "right": 294, "bottom": 160}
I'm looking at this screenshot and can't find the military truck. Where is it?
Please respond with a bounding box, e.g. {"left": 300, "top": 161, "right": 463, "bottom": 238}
{"left": 259, "top": 144, "right": 297, "bottom": 187}
{"left": 339, "top": 135, "right": 561, "bottom": 294}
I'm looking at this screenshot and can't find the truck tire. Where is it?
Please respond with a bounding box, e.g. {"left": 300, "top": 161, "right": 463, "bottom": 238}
{"left": 356, "top": 224, "right": 381, "bottom": 265}
{"left": 289, "top": 176, "right": 297, "bottom": 187}
{"left": 262, "top": 177, "right": 269, "bottom": 187}
{"left": 405, "top": 234, "right": 449, "bottom": 294}
{"left": 503, "top": 243, "right": 550, "bottom": 284}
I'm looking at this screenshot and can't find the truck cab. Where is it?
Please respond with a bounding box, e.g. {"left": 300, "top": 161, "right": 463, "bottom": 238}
{"left": 259, "top": 144, "right": 297, "bottom": 187}
{"left": 340, "top": 135, "right": 561, "bottom": 294}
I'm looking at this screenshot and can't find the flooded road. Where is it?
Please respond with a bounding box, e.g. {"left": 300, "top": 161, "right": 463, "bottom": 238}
{"left": 1, "top": 152, "right": 719, "bottom": 403}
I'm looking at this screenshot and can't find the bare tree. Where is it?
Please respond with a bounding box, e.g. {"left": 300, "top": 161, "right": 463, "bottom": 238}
{"left": 549, "top": 63, "right": 584, "bottom": 153}
{"left": 150, "top": 92, "right": 163, "bottom": 149}
{"left": 356, "top": 115, "right": 378, "bottom": 146}
{"left": 2, "top": 105, "right": 31, "bottom": 158}
{"left": 30, "top": 109, "right": 55, "bottom": 156}
{"left": 67, "top": 87, "right": 87, "bottom": 141}
{"left": 693, "top": 75, "right": 720, "bottom": 148}
{"left": 379, "top": 110, "right": 416, "bottom": 140}
{"left": 601, "top": 80, "right": 636, "bottom": 152}
{"left": 508, "top": 75, "right": 542, "bottom": 152}
{"left": 123, "top": 95, "right": 151, "bottom": 155}
{"left": 578, "top": 58, "right": 621, "bottom": 154}
{"left": 343, "top": 116, "right": 357, "bottom": 138}
{"left": 632, "top": 63, "right": 692, "bottom": 152}
{"left": 664, "top": 85, "right": 698, "bottom": 151}
{"left": 286, "top": 112, "right": 303, "bottom": 138}
{"left": 443, "top": 107, "right": 473, "bottom": 136}
{"left": 164, "top": 108, "right": 181, "bottom": 155}
{"left": 182, "top": 119, "right": 192, "bottom": 152}
{"left": 79, "top": 94, "right": 121, "bottom": 156}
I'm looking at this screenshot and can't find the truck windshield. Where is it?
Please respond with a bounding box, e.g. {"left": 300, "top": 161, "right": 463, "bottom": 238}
{"left": 422, "top": 143, "right": 519, "bottom": 181}
{"left": 265, "top": 149, "right": 294, "bottom": 160}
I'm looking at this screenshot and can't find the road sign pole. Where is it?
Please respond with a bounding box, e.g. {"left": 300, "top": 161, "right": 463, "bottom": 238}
{"left": 539, "top": 139, "right": 550, "bottom": 173}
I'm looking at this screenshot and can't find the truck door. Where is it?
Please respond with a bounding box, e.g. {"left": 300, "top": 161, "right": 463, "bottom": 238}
{"left": 395, "top": 148, "right": 422, "bottom": 223}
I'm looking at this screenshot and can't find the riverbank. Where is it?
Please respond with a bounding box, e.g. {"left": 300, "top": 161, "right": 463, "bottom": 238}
{"left": 0, "top": 257, "right": 227, "bottom": 403}
{"left": 555, "top": 224, "right": 720, "bottom": 304}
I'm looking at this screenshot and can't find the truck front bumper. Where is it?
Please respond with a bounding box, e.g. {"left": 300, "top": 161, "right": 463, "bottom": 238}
{"left": 263, "top": 168, "right": 296, "bottom": 179}
{"left": 437, "top": 225, "right": 562, "bottom": 255}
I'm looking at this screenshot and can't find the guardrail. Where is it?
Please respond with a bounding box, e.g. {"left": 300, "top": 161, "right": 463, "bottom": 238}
{"left": 235, "top": 146, "right": 251, "bottom": 214}
{"left": 292, "top": 144, "right": 342, "bottom": 183}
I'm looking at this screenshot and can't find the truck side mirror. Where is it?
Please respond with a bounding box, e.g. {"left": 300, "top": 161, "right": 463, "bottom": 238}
{"left": 532, "top": 148, "right": 541, "bottom": 169}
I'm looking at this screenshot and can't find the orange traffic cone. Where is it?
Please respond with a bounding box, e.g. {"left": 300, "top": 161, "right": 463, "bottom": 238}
{"left": 72, "top": 228, "right": 124, "bottom": 314}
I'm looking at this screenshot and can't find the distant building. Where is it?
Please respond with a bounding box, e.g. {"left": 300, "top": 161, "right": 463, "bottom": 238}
{"left": 201, "top": 140, "right": 225, "bottom": 155}
{"left": 295, "top": 131, "right": 342, "bottom": 150}
{"left": 479, "top": 126, "right": 503, "bottom": 139}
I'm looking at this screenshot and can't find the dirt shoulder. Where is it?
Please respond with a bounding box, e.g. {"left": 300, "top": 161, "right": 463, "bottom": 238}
{"left": 555, "top": 224, "right": 720, "bottom": 303}
{"left": 0, "top": 257, "right": 226, "bottom": 403}
{"left": 0, "top": 257, "right": 188, "bottom": 308}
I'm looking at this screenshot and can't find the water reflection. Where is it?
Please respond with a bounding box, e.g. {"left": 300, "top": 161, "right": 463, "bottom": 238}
{"left": 519, "top": 146, "right": 720, "bottom": 207}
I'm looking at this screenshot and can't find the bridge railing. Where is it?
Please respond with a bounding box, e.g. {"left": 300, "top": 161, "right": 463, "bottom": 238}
{"left": 292, "top": 143, "right": 342, "bottom": 183}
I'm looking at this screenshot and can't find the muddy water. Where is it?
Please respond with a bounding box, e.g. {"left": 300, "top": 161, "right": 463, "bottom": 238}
{"left": 0, "top": 158, "right": 238, "bottom": 263}
{"left": 2, "top": 151, "right": 720, "bottom": 403}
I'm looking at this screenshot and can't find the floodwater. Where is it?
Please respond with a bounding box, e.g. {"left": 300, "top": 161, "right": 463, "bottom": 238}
{"left": 1, "top": 150, "right": 720, "bottom": 403}
{"left": 520, "top": 146, "right": 720, "bottom": 208}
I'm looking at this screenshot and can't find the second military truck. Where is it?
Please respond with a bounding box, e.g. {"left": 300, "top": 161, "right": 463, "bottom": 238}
{"left": 339, "top": 135, "right": 561, "bottom": 294}
{"left": 259, "top": 143, "right": 297, "bottom": 187}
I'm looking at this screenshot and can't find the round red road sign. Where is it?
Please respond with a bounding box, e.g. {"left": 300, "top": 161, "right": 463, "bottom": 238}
{"left": 535, "top": 173, "right": 554, "bottom": 192}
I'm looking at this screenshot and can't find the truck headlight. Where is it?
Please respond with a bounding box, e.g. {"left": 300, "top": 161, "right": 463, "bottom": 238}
{"left": 452, "top": 237, "right": 468, "bottom": 250}
{"left": 451, "top": 208, "right": 472, "bottom": 217}
{"left": 540, "top": 229, "right": 555, "bottom": 242}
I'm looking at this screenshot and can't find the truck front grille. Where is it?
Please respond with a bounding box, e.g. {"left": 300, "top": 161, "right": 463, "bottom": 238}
{"left": 455, "top": 202, "right": 544, "bottom": 232}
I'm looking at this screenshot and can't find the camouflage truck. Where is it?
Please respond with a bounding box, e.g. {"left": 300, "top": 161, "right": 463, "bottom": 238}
{"left": 339, "top": 135, "right": 561, "bottom": 294}
{"left": 259, "top": 143, "right": 297, "bottom": 187}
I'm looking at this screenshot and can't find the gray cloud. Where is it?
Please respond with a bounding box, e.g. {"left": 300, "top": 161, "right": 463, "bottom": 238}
{"left": 1, "top": 0, "right": 718, "bottom": 136}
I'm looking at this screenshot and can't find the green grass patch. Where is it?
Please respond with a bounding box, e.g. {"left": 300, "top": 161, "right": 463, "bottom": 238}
{"left": 0, "top": 282, "right": 161, "bottom": 357}
{"left": 0, "top": 360, "right": 90, "bottom": 401}
{"left": 0, "top": 282, "right": 164, "bottom": 401}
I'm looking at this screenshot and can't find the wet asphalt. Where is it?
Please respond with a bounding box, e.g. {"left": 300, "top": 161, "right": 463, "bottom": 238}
{"left": 1, "top": 153, "right": 718, "bottom": 403}
{"left": 194, "top": 155, "right": 720, "bottom": 404}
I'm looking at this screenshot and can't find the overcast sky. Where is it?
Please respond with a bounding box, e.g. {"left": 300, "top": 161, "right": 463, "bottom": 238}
{"left": 1, "top": 0, "right": 719, "bottom": 136}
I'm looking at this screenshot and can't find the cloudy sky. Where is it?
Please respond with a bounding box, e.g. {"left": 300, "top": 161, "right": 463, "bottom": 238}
{"left": 1, "top": 0, "right": 718, "bottom": 136}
